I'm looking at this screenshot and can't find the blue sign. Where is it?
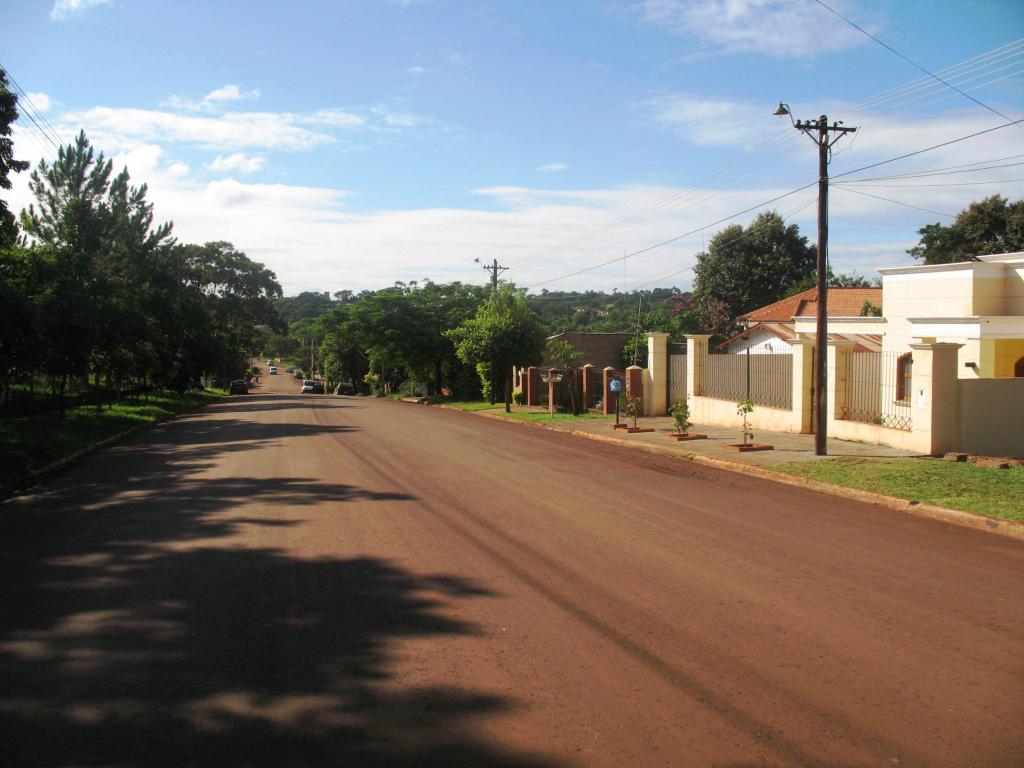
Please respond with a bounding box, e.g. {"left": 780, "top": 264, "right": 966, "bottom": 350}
{"left": 609, "top": 379, "right": 622, "bottom": 392}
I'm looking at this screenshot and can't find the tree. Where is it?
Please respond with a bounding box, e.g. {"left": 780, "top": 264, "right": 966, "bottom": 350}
{"left": 546, "top": 338, "right": 583, "bottom": 414}
{"left": 692, "top": 211, "right": 816, "bottom": 327}
{"left": 447, "top": 285, "right": 547, "bottom": 413}
{"left": 0, "top": 68, "right": 29, "bottom": 246}
{"left": 908, "top": 195, "right": 1024, "bottom": 264}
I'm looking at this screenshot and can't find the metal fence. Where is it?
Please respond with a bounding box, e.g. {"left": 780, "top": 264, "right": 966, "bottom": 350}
{"left": 669, "top": 354, "right": 687, "bottom": 403}
{"left": 701, "top": 350, "right": 793, "bottom": 409}
{"left": 840, "top": 350, "right": 912, "bottom": 430}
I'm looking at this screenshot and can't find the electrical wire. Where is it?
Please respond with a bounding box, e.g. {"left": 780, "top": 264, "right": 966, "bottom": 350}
{"left": 525, "top": 118, "right": 1024, "bottom": 292}
{"left": 811, "top": 0, "right": 1024, "bottom": 130}
{"left": 832, "top": 185, "right": 958, "bottom": 219}
{"left": 512, "top": 41, "right": 1024, "bottom": 274}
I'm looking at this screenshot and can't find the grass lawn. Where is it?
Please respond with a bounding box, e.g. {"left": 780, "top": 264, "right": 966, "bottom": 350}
{"left": 0, "top": 389, "right": 225, "bottom": 488}
{"left": 774, "top": 456, "right": 1024, "bottom": 522}
{"left": 431, "top": 399, "right": 607, "bottom": 425}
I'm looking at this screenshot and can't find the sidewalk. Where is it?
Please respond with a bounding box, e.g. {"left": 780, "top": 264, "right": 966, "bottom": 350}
{"left": 552, "top": 415, "right": 919, "bottom": 468}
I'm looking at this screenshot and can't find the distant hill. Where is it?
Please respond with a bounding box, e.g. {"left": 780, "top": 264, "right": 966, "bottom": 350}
{"left": 526, "top": 288, "right": 682, "bottom": 334}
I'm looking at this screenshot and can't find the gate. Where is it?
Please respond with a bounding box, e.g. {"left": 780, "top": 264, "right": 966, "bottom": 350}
{"left": 669, "top": 353, "right": 687, "bottom": 405}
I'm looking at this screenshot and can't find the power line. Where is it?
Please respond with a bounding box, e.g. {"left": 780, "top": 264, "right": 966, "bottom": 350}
{"left": 835, "top": 154, "right": 1024, "bottom": 183}
{"left": 512, "top": 42, "right": 1024, "bottom": 275}
{"left": 832, "top": 185, "right": 958, "bottom": 219}
{"left": 525, "top": 180, "right": 819, "bottom": 291}
{"left": 841, "top": 177, "right": 1024, "bottom": 189}
{"left": 812, "top": 0, "right": 1024, "bottom": 131}
{"left": 525, "top": 118, "right": 1024, "bottom": 292}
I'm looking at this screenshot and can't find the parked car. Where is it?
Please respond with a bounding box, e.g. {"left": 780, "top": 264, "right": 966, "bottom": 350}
{"left": 301, "top": 379, "right": 324, "bottom": 394}
{"left": 229, "top": 379, "right": 248, "bottom": 395}
{"left": 334, "top": 382, "right": 356, "bottom": 395}
{"left": 285, "top": 366, "right": 295, "bottom": 373}
{"left": 293, "top": 370, "right": 303, "bottom": 379}
{"left": 269, "top": 366, "right": 278, "bottom": 375}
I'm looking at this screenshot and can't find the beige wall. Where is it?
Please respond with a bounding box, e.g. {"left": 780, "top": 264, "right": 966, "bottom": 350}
{"left": 994, "top": 339, "right": 1024, "bottom": 377}
{"left": 956, "top": 378, "right": 1024, "bottom": 457}
{"left": 688, "top": 396, "right": 800, "bottom": 433}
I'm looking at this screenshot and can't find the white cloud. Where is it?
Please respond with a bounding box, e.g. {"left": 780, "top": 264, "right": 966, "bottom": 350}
{"left": 642, "top": 0, "right": 868, "bottom": 58}
{"left": 208, "top": 153, "right": 266, "bottom": 175}
{"left": 162, "top": 84, "right": 261, "bottom": 112}
{"left": 25, "top": 92, "right": 52, "bottom": 112}
{"left": 57, "top": 107, "right": 334, "bottom": 152}
{"left": 537, "top": 162, "right": 569, "bottom": 173}
{"left": 304, "top": 109, "right": 367, "bottom": 128}
{"left": 644, "top": 94, "right": 759, "bottom": 145}
{"left": 406, "top": 66, "right": 428, "bottom": 76}
{"left": 204, "top": 84, "right": 260, "bottom": 104}
{"left": 50, "top": 0, "right": 112, "bottom": 21}
{"left": 10, "top": 104, "right": 1022, "bottom": 296}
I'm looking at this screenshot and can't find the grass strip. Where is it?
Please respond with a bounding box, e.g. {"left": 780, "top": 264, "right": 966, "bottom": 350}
{"left": 0, "top": 389, "right": 226, "bottom": 487}
{"left": 773, "top": 456, "right": 1024, "bottom": 522}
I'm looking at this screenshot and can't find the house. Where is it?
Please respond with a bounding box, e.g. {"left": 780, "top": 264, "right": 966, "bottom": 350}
{"left": 652, "top": 253, "right": 1023, "bottom": 457}
{"left": 719, "top": 287, "right": 883, "bottom": 354}
{"left": 875, "top": 252, "right": 1024, "bottom": 379}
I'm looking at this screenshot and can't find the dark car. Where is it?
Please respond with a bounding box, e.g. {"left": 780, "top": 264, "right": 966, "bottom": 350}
{"left": 301, "top": 379, "right": 324, "bottom": 394}
{"left": 229, "top": 379, "right": 248, "bottom": 395}
{"left": 334, "top": 382, "right": 356, "bottom": 395}
{"left": 293, "top": 370, "right": 304, "bottom": 379}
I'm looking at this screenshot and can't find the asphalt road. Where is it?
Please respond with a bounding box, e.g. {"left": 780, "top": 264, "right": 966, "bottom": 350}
{"left": 1, "top": 372, "right": 1022, "bottom": 767}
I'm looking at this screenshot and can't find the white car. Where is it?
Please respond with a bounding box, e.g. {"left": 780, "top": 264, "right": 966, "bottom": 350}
{"left": 269, "top": 366, "right": 278, "bottom": 374}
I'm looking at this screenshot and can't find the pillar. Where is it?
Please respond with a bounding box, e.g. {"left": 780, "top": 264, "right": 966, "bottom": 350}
{"left": 625, "top": 365, "right": 644, "bottom": 411}
{"left": 910, "top": 342, "right": 962, "bottom": 455}
{"left": 524, "top": 367, "right": 540, "bottom": 406}
{"left": 790, "top": 336, "right": 814, "bottom": 433}
{"left": 826, "top": 339, "right": 856, "bottom": 426}
{"left": 645, "top": 332, "right": 670, "bottom": 416}
{"left": 581, "top": 363, "right": 594, "bottom": 411}
{"left": 685, "top": 335, "right": 710, "bottom": 397}
{"left": 602, "top": 367, "right": 618, "bottom": 415}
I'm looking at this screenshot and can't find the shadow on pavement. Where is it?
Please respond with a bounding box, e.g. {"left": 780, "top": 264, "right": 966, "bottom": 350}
{"left": 0, "top": 399, "right": 558, "bottom": 767}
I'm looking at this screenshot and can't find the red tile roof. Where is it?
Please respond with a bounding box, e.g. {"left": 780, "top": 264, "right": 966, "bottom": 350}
{"left": 740, "top": 287, "right": 882, "bottom": 322}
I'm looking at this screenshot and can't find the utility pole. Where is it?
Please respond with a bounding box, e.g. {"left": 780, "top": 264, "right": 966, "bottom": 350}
{"left": 774, "top": 105, "right": 856, "bottom": 456}
{"left": 475, "top": 257, "right": 508, "bottom": 289}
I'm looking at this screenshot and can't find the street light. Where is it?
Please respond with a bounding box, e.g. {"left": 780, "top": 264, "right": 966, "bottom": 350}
{"left": 774, "top": 102, "right": 857, "bottom": 456}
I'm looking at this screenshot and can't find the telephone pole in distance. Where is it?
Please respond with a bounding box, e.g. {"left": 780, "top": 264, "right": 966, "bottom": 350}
{"left": 475, "top": 257, "right": 508, "bottom": 290}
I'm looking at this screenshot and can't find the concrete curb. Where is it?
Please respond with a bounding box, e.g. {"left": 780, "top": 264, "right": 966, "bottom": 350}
{"left": 429, "top": 404, "right": 1024, "bottom": 542}
{"left": 1, "top": 395, "right": 227, "bottom": 501}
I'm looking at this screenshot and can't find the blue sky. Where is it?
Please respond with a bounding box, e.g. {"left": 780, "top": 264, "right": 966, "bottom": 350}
{"left": 5, "top": 0, "right": 1024, "bottom": 294}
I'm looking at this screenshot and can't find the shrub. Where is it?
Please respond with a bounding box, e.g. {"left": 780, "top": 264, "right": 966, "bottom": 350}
{"left": 669, "top": 395, "right": 692, "bottom": 434}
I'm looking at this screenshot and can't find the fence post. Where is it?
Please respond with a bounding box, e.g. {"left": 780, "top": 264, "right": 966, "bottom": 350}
{"left": 827, "top": 340, "right": 856, "bottom": 430}
{"left": 790, "top": 337, "right": 814, "bottom": 433}
{"left": 625, "top": 365, "right": 644, "bottom": 408}
{"left": 910, "top": 342, "right": 962, "bottom": 455}
{"left": 524, "top": 366, "right": 540, "bottom": 406}
{"left": 602, "top": 367, "right": 617, "bottom": 415}
{"left": 645, "top": 332, "right": 670, "bottom": 416}
{"left": 685, "top": 335, "right": 710, "bottom": 397}
{"left": 580, "top": 363, "right": 594, "bottom": 410}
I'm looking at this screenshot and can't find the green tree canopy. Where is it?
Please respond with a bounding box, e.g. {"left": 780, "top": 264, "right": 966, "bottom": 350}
{"left": 908, "top": 195, "right": 1024, "bottom": 264}
{"left": 0, "top": 68, "right": 30, "bottom": 246}
{"left": 692, "top": 211, "right": 816, "bottom": 327}
{"left": 447, "top": 285, "right": 547, "bottom": 412}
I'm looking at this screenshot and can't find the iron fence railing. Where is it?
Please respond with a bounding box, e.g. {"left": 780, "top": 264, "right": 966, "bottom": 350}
{"left": 669, "top": 354, "right": 687, "bottom": 403}
{"left": 701, "top": 350, "right": 793, "bottom": 409}
{"left": 840, "top": 350, "right": 912, "bottom": 430}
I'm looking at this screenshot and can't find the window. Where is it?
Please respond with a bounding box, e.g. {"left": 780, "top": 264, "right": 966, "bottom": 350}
{"left": 896, "top": 353, "right": 913, "bottom": 402}
{"left": 1015, "top": 357, "right": 1024, "bottom": 378}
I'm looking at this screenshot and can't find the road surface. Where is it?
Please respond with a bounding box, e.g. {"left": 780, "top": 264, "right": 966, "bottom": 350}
{"left": 2, "top": 372, "right": 1022, "bottom": 767}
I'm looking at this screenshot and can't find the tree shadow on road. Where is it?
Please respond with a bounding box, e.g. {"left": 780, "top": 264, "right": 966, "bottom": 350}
{"left": 0, "top": 403, "right": 560, "bottom": 767}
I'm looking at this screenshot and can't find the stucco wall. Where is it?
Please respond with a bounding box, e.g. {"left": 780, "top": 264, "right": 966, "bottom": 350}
{"left": 689, "top": 395, "right": 801, "bottom": 433}
{"left": 994, "top": 339, "right": 1024, "bottom": 377}
{"left": 956, "top": 378, "right": 1024, "bottom": 458}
